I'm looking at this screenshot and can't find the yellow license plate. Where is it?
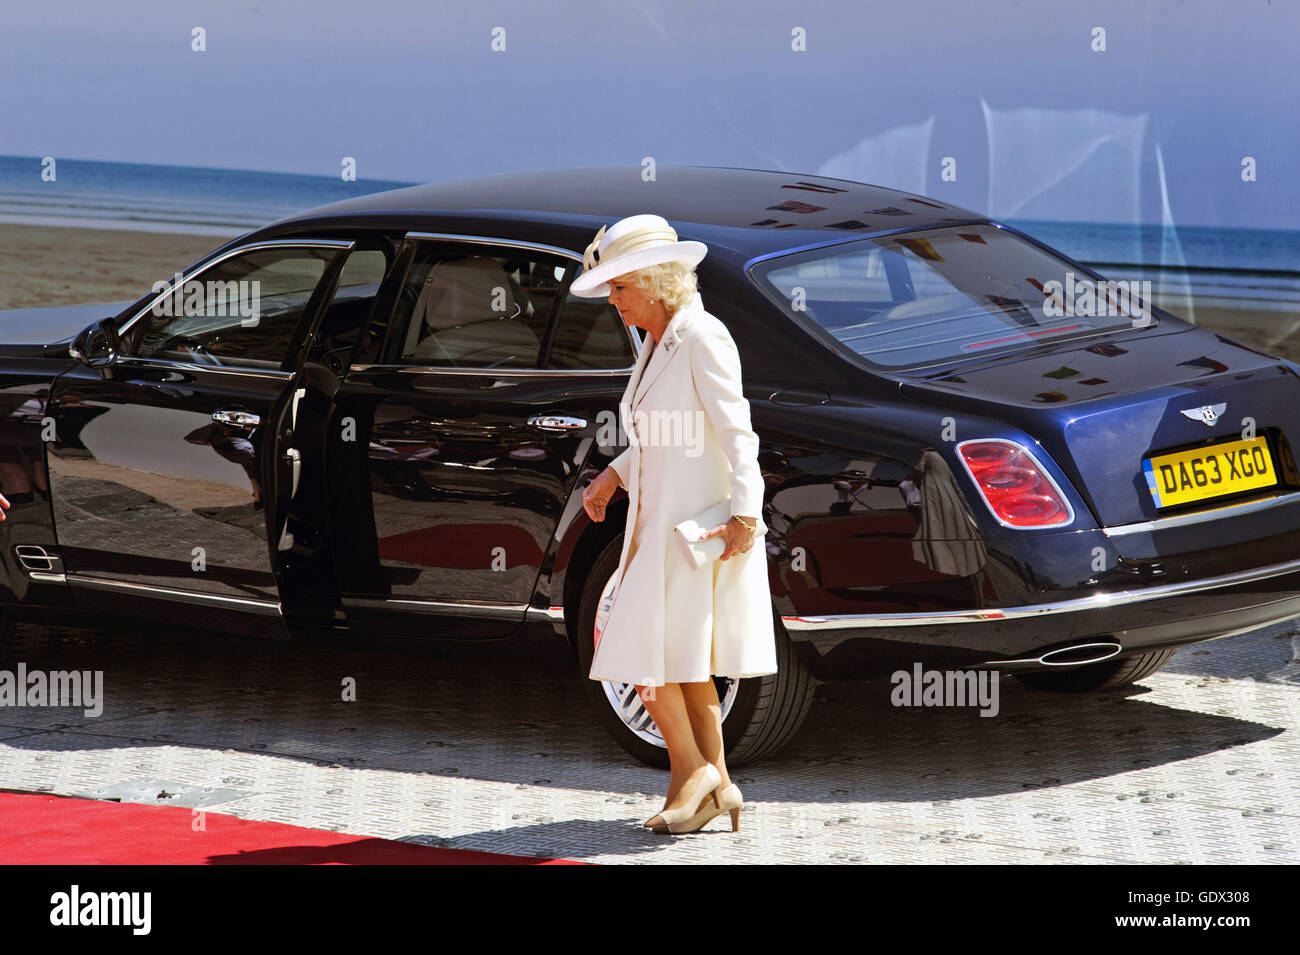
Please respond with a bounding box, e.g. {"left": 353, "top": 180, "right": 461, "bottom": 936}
{"left": 1143, "top": 436, "right": 1276, "bottom": 508}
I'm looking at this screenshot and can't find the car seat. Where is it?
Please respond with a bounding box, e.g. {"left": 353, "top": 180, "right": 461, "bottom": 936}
{"left": 402, "top": 257, "right": 541, "bottom": 367}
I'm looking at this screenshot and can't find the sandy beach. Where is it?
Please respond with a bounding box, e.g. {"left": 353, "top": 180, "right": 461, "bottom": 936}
{"left": 1145, "top": 291, "right": 1300, "bottom": 362}
{"left": 0, "top": 223, "right": 222, "bottom": 311}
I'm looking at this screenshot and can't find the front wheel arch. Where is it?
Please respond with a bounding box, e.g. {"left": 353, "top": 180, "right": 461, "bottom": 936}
{"left": 574, "top": 535, "right": 815, "bottom": 768}
{"left": 558, "top": 500, "right": 627, "bottom": 658}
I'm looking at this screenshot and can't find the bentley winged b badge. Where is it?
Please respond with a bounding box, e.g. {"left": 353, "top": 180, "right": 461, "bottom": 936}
{"left": 1179, "top": 402, "right": 1227, "bottom": 426}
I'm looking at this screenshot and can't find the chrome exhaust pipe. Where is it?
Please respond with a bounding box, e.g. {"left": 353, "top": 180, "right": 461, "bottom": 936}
{"left": 1037, "top": 641, "right": 1123, "bottom": 666}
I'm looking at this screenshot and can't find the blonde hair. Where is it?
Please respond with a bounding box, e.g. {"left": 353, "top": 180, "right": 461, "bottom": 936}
{"left": 616, "top": 260, "right": 698, "bottom": 313}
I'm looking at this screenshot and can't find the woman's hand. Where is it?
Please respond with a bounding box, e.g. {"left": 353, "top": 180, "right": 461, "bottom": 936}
{"left": 582, "top": 466, "right": 621, "bottom": 522}
{"left": 702, "top": 515, "right": 756, "bottom": 560}
{"left": 0, "top": 492, "right": 9, "bottom": 522}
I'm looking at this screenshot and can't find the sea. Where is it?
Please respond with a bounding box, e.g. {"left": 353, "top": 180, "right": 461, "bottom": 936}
{"left": 0, "top": 154, "right": 415, "bottom": 236}
{"left": 1, "top": 154, "right": 1297, "bottom": 310}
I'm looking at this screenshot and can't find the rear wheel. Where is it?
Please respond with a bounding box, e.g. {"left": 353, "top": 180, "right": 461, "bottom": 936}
{"left": 575, "top": 536, "right": 815, "bottom": 768}
{"left": 1013, "top": 648, "right": 1178, "bottom": 692}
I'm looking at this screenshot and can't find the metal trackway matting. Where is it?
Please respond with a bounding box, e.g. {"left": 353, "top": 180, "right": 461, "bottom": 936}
{"left": 0, "top": 615, "right": 1296, "bottom": 864}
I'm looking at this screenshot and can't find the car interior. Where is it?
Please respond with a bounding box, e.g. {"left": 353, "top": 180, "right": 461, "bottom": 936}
{"left": 399, "top": 255, "right": 547, "bottom": 368}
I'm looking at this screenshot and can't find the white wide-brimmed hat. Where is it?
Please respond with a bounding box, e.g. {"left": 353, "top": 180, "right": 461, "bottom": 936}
{"left": 570, "top": 214, "right": 707, "bottom": 298}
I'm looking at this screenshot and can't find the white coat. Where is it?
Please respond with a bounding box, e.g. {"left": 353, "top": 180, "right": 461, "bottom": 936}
{"left": 588, "top": 290, "right": 779, "bottom": 686}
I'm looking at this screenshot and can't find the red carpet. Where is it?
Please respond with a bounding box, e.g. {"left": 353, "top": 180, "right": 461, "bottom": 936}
{"left": 0, "top": 792, "right": 585, "bottom": 865}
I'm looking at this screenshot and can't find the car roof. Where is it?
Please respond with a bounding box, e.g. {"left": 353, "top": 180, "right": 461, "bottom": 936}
{"left": 257, "top": 164, "right": 989, "bottom": 265}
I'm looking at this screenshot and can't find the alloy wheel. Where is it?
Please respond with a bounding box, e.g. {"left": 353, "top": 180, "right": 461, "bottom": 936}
{"left": 593, "top": 570, "right": 738, "bottom": 746}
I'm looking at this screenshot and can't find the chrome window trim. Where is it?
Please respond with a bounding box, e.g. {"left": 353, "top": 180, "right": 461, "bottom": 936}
{"left": 66, "top": 574, "right": 283, "bottom": 614}
{"left": 115, "top": 356, "right": 293, "bottom": 380}
{"left": 1101, "top": 489, "right": 1300, "bottom": 537}
{"left": 953, "top": 437, "right": 1076, "bottom": 529}
{"left": 403, "top": 231, "right": 586, "bottom": 263}
{"left": 116, "top": 237, "right": 357, "bottom": 340}
{"left": 781, "top": 553, "right": 1300, "bottom": 630}
{"left": 389, "top": 230, "right": 641, "bottom": 372}
{"left": 348, "top": 363, "right": 631, "bottom": 378}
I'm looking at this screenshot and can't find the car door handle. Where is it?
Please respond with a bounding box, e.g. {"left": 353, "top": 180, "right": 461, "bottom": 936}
{"left": 212, "top": 409, "right": 261, "bottom": 428}
{"left": 528, "top": 414, "right": 587, "bottom": 432}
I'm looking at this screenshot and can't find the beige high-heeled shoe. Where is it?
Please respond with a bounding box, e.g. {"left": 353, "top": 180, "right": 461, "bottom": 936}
{"left": 645, "top": 763, "right": 722, "bottom": 834}
{"left": 674, "top": 781, "right": 744, "bottom": 833}
{"left": 649, "top": 777, "right": 744, "bottom": 834}
{"left": 714, "top": 783, "right": 744, "bottom": 832}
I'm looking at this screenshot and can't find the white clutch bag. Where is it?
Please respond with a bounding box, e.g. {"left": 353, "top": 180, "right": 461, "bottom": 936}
{"left": 673, "top": 501, "right": 767, "bottom": 571}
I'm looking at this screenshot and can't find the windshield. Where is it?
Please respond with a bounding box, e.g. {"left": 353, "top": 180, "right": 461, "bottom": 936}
{"left": 749, "top": 223, "right": 1155, "bottom": 371}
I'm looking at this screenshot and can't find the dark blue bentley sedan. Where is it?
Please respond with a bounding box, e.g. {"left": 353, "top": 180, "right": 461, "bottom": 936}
{"left": 2, "top": 165, "right": 1298, "bottom": 767}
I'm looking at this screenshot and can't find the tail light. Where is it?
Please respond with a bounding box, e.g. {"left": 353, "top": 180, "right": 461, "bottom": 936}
{"left": 955, "top": 439, "right": 1073, "bottom": 527}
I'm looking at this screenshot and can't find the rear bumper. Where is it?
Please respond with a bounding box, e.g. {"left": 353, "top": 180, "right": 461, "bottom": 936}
{"left": 783, "top": 553, "right": 1300, "bottom": 630}
{"left": 782, "top": 554, "right": 1300, "bottom": 680}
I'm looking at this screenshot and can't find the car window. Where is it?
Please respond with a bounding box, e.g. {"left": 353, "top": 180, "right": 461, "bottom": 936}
{"left": 543, "top": 288, "right": 636, "bottom": 370}
{"left": 307, "top": 248, "right": 390, "bottom": 373}
{"left": 751, "top": 223, "right": 1152, "bottom": 370}
{"left": 386, "top": 245, "right": 563, "bottom": 369}
{"left": 134, "top": 246, "right": 336, "bottom": 369}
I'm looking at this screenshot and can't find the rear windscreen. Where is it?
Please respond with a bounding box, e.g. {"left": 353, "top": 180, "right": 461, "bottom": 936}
{"left": 749, "top": 223, "right": 1154, "bottom": 371}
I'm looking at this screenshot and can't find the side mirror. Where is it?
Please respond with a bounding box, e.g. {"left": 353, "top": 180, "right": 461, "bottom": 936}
{"left": 68, "top": 318, "right": 121, "bottom": 369}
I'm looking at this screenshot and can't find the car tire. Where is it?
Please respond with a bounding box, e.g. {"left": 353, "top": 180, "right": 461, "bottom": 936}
{"left": 1012, "top": 647, "right": 1178, "bottom": 692}
{"left": 575, "top": 536, "right": 816, "bottom": 768}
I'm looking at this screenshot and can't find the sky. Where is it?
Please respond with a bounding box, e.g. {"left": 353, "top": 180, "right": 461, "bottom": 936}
{"left": 2, "top": 0, "right": 1297, "bottom": 229}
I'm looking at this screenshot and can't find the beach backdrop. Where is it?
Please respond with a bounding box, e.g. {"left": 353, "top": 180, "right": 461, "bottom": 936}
{"left": 2, "top": 0, "right": 1296, "bottom": 355}
{"left": 2, "top": 153, "right": 1296, "bottom": 361}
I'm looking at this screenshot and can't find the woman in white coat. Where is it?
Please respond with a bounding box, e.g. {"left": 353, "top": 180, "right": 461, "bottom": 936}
{"left": 574, "top": 214, "right": 778, "bottom": 834}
